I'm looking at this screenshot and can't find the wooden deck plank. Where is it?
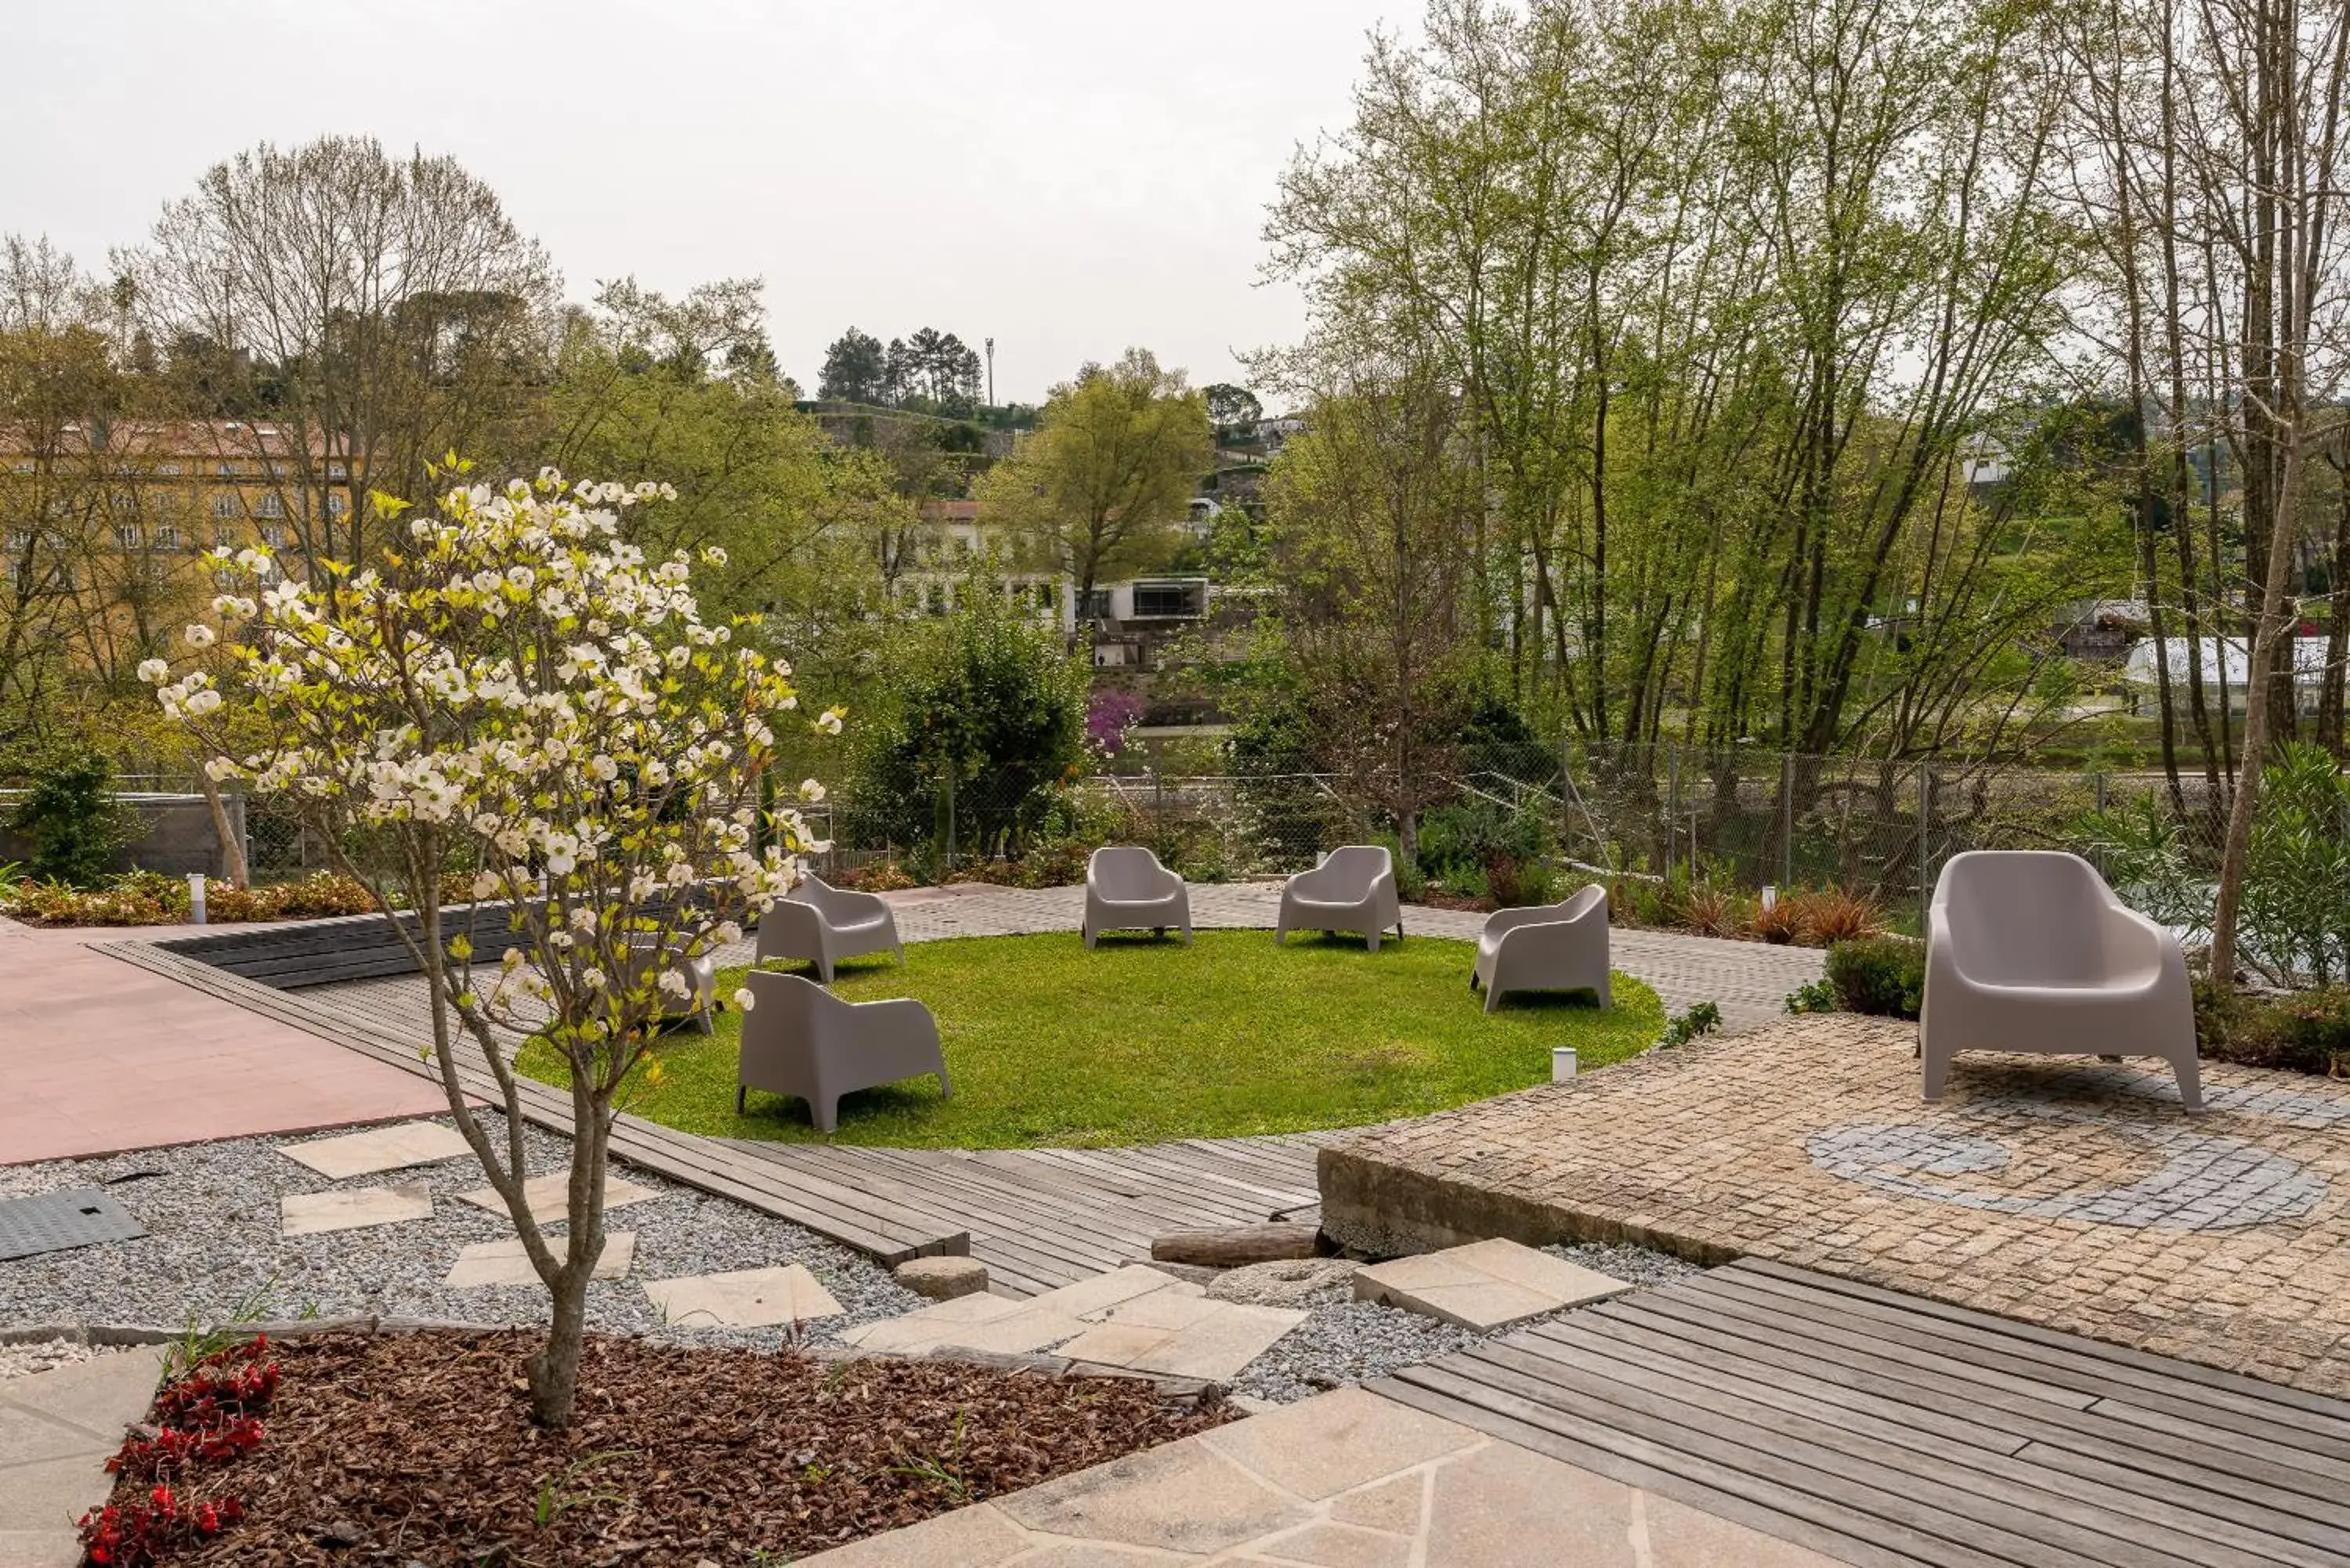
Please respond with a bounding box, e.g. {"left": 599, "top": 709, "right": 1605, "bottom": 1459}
{"left": 1484, "top": 1334, "right": 2278, "bottom": 1568}
{"left": 1716, "top": 1263, "right": 2350, "bottom": 1461}
{"left": 1733, "top": 1258, "right": 2350, "bottom": 1425}
{"left": 1372, "top": 1374, "right": 1948, "bottom": 1568}
{"left": 1603, "top": 1292, "right": 2350, "bottom": 1526}
{"left": 1385, "top": 1360, "right": 2055, "bottom": 1568}
{"left": 1680, "top": 1274, "right": 2350, "bottom": 1500}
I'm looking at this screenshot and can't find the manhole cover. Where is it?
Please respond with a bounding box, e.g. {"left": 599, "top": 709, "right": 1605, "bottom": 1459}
{"left": 0, "top": 1187, "right": 148, "bottom": 1260}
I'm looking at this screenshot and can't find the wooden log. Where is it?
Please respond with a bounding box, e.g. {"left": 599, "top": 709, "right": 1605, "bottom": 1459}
{"left": 1151, "top": 1223, "right": 1322, "bottom": 1266}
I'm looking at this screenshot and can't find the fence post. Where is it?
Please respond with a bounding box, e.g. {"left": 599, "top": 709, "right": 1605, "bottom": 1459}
{"left": 1781, "top": 752, "right": 1794, "bottom": 886}
{"left": 1665, "top": 744, "right": 1679, "bottom": 876}
{"left": 1918, "top": 760, "right": 1932, "bottom": 912}
{"left": 2095, "top": 771, "right": 2108, "bottom": 813}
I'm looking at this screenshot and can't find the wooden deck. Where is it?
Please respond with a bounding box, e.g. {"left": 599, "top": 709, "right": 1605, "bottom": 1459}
{"left": 1377, "top": 1257, "right": 2350, "bottom": 1568}
{"left": 718, "top": 1136, "right": 1321, "bottom": 1297}
{"left": 99, "top": 940, "right": 1319, "bottom": 1293}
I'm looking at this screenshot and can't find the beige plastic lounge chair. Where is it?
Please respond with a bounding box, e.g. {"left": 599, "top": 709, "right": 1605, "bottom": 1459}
{"left": 1470, "top": 885, "right": 1611, "bottom": 1013}
{"left": 1083, "top": 846, "right": 1192, "bottom": 948}
{"left": 754, "top": 872, "right": 904, "bottom": 983}
{"left": 613, "top": 938, "right": 716, "bottom": 1034}
{"left": 1922, "top": 849, "right": 2201, "bottom": 1110}
{"left": 736, "top": 969, "right": 951, "bottom": 1133}
{"left": 1276, "top": 845, "right": 1403, "bottom": 952}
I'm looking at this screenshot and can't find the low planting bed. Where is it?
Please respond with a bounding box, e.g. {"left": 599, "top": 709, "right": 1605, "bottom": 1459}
{"left": 518, "top": 930, "right": 1664, "bottom": 1147}
{"left": 90, "top": 1329, "right": 1229, "bottom": 1566}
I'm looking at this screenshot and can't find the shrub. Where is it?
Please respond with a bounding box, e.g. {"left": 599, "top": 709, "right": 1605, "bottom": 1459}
{"left": 1415, "top": 799, "right": 1556, "bottom": 906}
{"left": 4, "top": 742, "right": 138, "bottom": 887}
{"left": 1748, "top": 895, "right": 1806, "bottom": 945}
{"left": 1784, "top": 976, "right": 1839, "bottom": 1014}
{"left": 841, "top": 594, "right": 1090, "bottom": 862}
{"left": 1679, "top": 883, "right": 1750, "bottom": 938}
{"left": 1786, "top": 887, "right": 1883, "bottom": 946}
{"left": 2193, "top": 980, "right": 2350, "bottom": 1076}
{"left": 1825, "top": 935, "right": 1926, "bottom": 1019}
{"left": 1658, "top": 1000, "right": 1723, "bottom": 1047}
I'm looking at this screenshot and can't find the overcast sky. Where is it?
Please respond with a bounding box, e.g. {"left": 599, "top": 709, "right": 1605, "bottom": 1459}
{"left": 2, "top": 1, "right": 1414, "bottom": 403}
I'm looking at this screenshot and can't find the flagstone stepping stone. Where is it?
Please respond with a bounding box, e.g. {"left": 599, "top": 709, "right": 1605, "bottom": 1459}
{"left": 1205, "top": 1256, "right": 1360, "bottom": 1306}
{"left": 1059, "top": 1298, "right": 1307, "bottom": 1382}
{"left": 1351, "top": 1236, "right": 1630, "bottom": 1331}
{"left": 444, "top": 1232, "right": 636, "bottom": 1288}
{"left": 839, "top": 1292, "right": 1036, "bottom": 1354}
{"left": 280, "top": 1182, "right": 432, "bottom": 1237}
{"left": 277, "top": 1120, "right": 472, "bottom": 1180}
{"left": 458, "top": 1172, "right": 660, "bottom": 1228}
{"left": 895, "top": 1255, "right": 990, "bottom": 1299}
{"left": 644, "top": 1263, "right": 844, "bottom": 1328}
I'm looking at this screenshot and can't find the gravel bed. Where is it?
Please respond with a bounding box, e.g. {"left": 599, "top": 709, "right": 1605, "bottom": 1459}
{"left": 1228, "top": 1240, "right": 1705, "bottom": 1404}
{"left": 0, "top": 1337, "right": 95, "bottom": 1378}
{"left": 0, "top": 1115, "right": 922, "bottom": 1349}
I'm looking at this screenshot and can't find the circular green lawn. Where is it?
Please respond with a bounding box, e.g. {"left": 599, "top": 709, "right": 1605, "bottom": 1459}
{"left": 518, "top": 930, "right": 1662, "bottom": 1148}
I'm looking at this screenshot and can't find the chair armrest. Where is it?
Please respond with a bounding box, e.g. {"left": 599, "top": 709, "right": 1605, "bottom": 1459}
{"left": 857, "top": 996, "right": 942, "bottom": 1050}
{"left": 820, "top": 884, "right": 891, "bottom": 923}
{"left": 756, "top": 899, "right": 826, "bottom": 959}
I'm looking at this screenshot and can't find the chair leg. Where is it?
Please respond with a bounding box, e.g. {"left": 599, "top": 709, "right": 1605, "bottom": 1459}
{"left": 736, "top": 1084, "right": 747, "bottom": 1115}
{"left": 1182, "top": 922, "right": 1192, "bottom": 945}
{"left": 815, "top": 955, "right": 834, "bottom": 985}
{"left": 1596, "top": 979, "right": 1612, "bottom": 1009}
{"left": 697, "top": 1006, "right": 714, "bottom": 1035}
{"left": 1366, "top": 929, "right": 1380, "bottom": 953}
{"left": 1484, "top": 983, "right": 1501, "bottom": 1015}
{"left": 936, "top": 1068, "right": 953, "bottom": 1101}
{"left": 1922, "top": 1043, "right": 1952, "bottom": 1103}
{"left": 1154, "top": 926, "right": 1165, "bottom": 938}
{"left": 1394, "top": 917, "right": 1404, "bottom": 942}
{"left": 812, "top": 1095, "right": 841, "bottom": 1134}
{"left": 1085, "top": 926, "right": 1097, "bottom": 951}
{"left": 2171, "top": 1050, "right": 2205, "bottom": 1113}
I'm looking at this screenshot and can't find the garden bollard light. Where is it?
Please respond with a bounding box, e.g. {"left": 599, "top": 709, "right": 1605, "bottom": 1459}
{"left": 188, "top": 873, "right": 207, "bottom": 925}
{"left": 1553, "top": 1046, "right": 1577, "bottom": 1082}
{"left": 1761, "top": 884, "right": 1777, "bottom": 912}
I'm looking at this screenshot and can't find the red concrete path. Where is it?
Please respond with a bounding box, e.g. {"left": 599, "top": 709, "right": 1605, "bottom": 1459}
{"left": 0, "top": 916, "right": 453, "bottom": 1165}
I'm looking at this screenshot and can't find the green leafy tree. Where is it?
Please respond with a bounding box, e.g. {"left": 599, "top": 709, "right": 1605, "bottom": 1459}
{"left": 818, "top": 327, "right": 889, "bottom": 404}
{"left": 842, "top": 591, "right": 1089, "bottom": 865}
{"left": 975, "top": 349, "right": 1213, "bottom": 642}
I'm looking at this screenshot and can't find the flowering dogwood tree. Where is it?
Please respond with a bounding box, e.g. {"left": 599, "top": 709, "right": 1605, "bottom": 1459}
{"left": 140, "top": 464, "right": 837, "bottom": 1428}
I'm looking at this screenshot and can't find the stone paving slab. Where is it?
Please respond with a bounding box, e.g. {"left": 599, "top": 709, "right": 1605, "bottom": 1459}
{"left": 794, "top": 1385, "right": 1846, "bottom": 1566}
{"left": 443, "top": 1232, "right": 636, "bottom": 1288}
{"left": 1323, "top": 1013, "right": 2350, "bottom": 1397}
{"left": 643, "top": 1263, "right": 844, "bottom": 1328}
{"left": 0, "top": 1347, "right": 164, "bottom": 1568}
{"left": 1352, "top": 1237, "right": 1631, "bottom": 1331}
{"left": 279, "top": 1180, "right": 432, "bottom": 1237}
{"left": 457, "top": 1172, "right": 660, "bottom": 1228}
{"left": 277, "top": 1119, "right": 472, "bottom": 1180}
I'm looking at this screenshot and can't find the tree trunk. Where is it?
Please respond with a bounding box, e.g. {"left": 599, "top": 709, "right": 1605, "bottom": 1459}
{"left": 529, "top": 1266, "right": 591, "bottom": 1429}
{"left": 2321, "top": 460, "right": 2348, "bottom": 755}
{"left": 196, "top": 770, "right": 249, "bottom": 889}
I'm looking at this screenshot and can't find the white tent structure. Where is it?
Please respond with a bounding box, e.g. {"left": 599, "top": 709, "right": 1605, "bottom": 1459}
{"left": 2121, "top": 637, "right": 2334, "bottom": 714}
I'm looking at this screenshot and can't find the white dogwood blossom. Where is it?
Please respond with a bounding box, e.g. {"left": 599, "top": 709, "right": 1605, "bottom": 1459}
{"left": 143, "top": 464, "right": 822, "bottom": 1101}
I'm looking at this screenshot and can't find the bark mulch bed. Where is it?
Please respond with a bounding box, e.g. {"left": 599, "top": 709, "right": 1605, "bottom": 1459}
{"left": 146, "top": 1330, "right": 1231, "bottom": 1566}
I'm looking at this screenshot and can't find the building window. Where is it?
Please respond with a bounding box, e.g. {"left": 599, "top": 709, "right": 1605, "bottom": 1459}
{"left": 5, "top": 528, "right": 28, "bottom": 554}
{"left": 258, "top": 522, "right": 287, "bottom": 548}
{"left": 326, "top": 492, "right": 348, "bottom": 515}
{"left": 255, "top": 493, "right": 286, "bottom": 519}
{"left": 152, "top": 522, "right": 180, "bottom": 551}
{"left": 212, "top": 493, "right": 237, "bottom": 519}
{"left": 115, "top": 523, "right": 143, "bottom": 551}
{"left": 156, "top": 463, "right": 182, "bottom": 477}
{"left": 1132, "top": 581, "right": 1202, "bottom": 619}
{"left": 1080, "top": 589, "right": 1115, "bottom": 622}
{"left": 216, "top": 462, "right": 238, "bottom": 478}
{"left": 327, "top": 462, "right": 347, "bottom": 481}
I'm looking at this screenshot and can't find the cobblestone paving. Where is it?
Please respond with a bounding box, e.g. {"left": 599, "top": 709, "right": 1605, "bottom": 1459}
{"left": 1321, "top": 1013, "right": 2350, "bottom": 1396}
{"left": 865, "top": 880, "right": 1824, "bottom": 1032}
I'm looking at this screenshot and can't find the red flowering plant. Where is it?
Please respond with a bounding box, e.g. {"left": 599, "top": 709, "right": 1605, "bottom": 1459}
{"left": 78, "top": 1338, "right": 277, "bottom": 1565}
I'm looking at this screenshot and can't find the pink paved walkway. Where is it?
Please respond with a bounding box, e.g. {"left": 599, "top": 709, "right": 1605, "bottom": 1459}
{"left": 0, "top": 917, "right": 452, "bottom": 1165}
